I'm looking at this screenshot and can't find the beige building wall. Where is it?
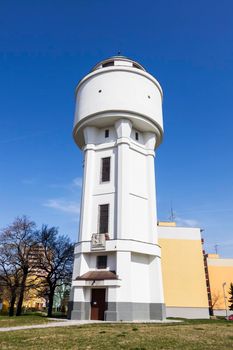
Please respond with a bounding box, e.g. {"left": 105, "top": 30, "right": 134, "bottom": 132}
{"left": 207, "top": 254, "right": 233, "bottom": 316}
{"left": 158, "top": 223, "right": 209, "bottom": 318}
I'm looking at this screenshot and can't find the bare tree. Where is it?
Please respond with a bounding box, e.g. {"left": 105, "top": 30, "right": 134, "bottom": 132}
{"left": 0, "top": 246, "right": 21, "bottom": 316}
{"left": 211, "top": 291, "right": 224, "bottom": 309}
{"left": 0, "top": 216, "right": 38, "bottom": 316}
{"left": 36, "top": 226, "right": 74, "bottom": 317}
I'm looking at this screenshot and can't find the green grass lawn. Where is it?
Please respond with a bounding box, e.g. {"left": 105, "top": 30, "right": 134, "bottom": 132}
{"left": 0, "top": 319, "right": 233, "bottom": 349}
{"left": 0, "top": 314, "right": 51, "bottom": 328}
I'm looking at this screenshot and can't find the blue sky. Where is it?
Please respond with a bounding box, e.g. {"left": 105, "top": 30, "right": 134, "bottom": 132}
{"left": 0, "top": 0, "right": 233, "bottom": 257}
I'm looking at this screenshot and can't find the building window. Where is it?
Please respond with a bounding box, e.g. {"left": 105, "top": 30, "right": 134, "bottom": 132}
{"left": 133, "top": 63, "right": 142, "bottom": 70}
{"left": 99, "top": 204, "right": 109, "bottom": 233}
{"left": 102, "top": 61, "right": 114, "bottom": 67}
{"left": 105, "top": 129, "right": 109, "bottom": 138}
{"left": 135, "top": 132, "right": 139, "bottom": 141}
{"left": 97, "top": 255, "right": 107, "bottom": 269}
{"left": 101, "top": 157, "right": 110, "bottom": 182}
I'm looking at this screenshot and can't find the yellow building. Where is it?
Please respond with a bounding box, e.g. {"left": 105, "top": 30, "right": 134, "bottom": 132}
{"left": 23, "top": 291, "right": 46, "bottom": 310}
{"left": 206, "top": 254, "right": 233, "bottom": 316}
{"left": 158, "top": 222, "right": 209, "bottom": 318}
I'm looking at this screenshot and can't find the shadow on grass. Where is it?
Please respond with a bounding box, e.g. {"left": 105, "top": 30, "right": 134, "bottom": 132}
{"left": 166, "top": 317, "right": 230, "bottom": 326}
{"left": 20, "top": 311, "right": 67, "bottom": 319}
{"left": 48, "top": 313, "right": 67, "bottom": 319}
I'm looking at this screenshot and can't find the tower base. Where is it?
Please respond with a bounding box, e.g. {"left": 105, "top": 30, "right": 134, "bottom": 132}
{"left": 68, "top": 301, "right": 166, "bottom": 321}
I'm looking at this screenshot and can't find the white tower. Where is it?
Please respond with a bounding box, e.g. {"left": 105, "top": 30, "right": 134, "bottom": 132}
{"left": 69, "top": 56, "right": 166, "bottom": 321}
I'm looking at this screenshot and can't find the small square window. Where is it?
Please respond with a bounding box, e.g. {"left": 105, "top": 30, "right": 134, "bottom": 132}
{"left": 105, "top": 129, "right": 109, "bottom": 138}
{"left": 97, "top": 255, "right": 107, "bottom": 269}
{"left": 135, "top": 132, "right": 139, "bottom": 141}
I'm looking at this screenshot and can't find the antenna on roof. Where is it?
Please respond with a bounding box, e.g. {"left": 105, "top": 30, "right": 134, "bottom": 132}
{"left": 169, "top": 202, "right": 176, "bottom": 221}
{"left": 214, "top": 244, "right": 218, "bottom": 254}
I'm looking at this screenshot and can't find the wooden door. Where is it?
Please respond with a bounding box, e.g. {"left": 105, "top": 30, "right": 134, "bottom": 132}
{"left": 91, "top": 289, "right": 106, "bottom": 320}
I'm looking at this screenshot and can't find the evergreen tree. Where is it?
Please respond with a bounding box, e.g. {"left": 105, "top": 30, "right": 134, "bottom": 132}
{"left": 228, "top": 282, "right": 233, "bottom": 311}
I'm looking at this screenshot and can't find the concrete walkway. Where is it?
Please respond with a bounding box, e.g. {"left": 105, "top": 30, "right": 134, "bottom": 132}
{"left": 0, "top": 319, "right": 179, "bottom": 332}
{"left": 0, "top": 320, "right": 102, "bottom": 332}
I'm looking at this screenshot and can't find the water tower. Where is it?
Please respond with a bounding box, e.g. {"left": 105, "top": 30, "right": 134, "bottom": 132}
{"left": 69, "top": 56, "right": 166, "bottom": 321}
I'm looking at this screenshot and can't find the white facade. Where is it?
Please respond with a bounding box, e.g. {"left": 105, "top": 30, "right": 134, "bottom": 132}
{"left": 69, "top": 56, "right": 165, "bottom": 321}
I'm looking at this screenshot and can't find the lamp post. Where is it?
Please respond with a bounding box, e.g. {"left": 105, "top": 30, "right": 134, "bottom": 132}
{"left": 222, "top": 282, "right": 228, "bottom": 318}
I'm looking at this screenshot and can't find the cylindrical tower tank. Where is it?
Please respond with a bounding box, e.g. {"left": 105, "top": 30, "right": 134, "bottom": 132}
{"left": 73, "top": 56, "right": 163, "bottom": 149}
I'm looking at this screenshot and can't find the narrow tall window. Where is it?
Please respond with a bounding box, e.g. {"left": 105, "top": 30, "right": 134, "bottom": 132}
{"left": 99, "top": 204, "right": 109, "bottom": 233}
{"left": 105, "top": 129, "right": 109, "bottom": 138}
{"left": 101, "top": 157, "right": 110, "bottom": 182}
{"left": 135, "top": 132, "right": 139, "bottom": 141}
